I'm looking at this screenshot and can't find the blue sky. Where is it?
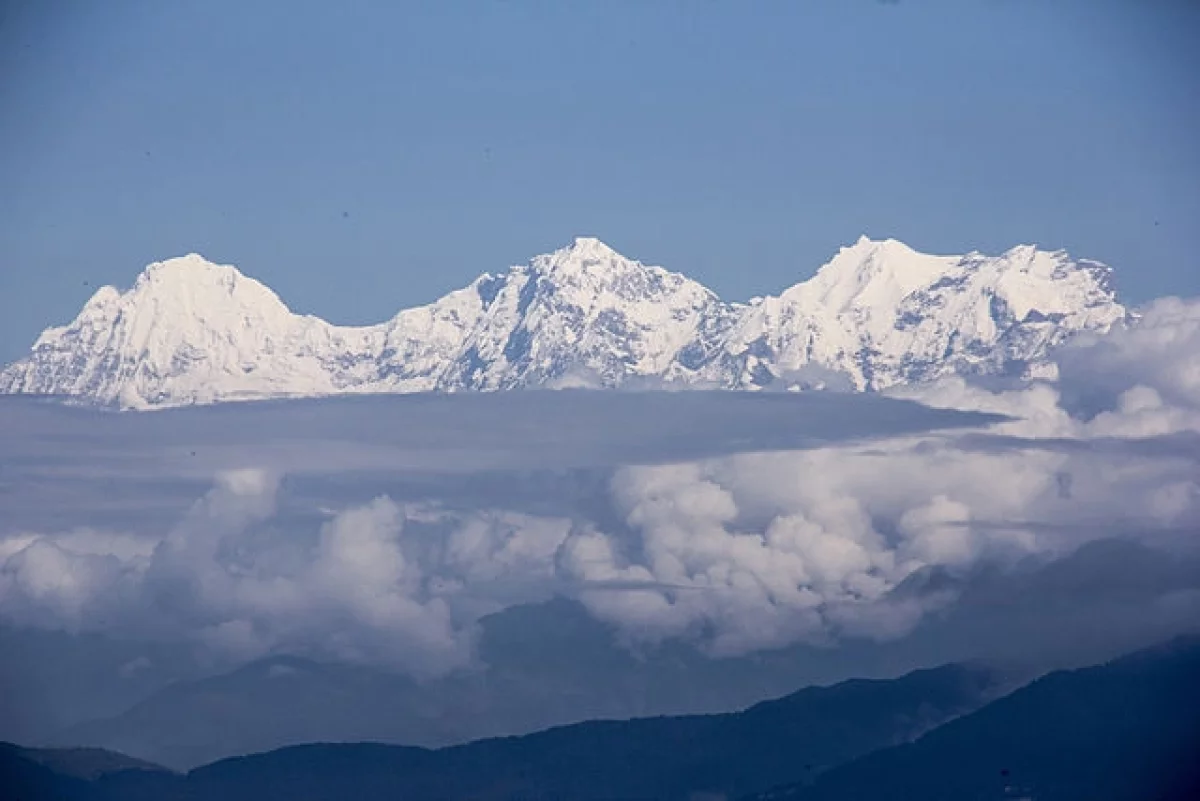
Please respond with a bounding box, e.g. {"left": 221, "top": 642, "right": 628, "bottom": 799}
{"left": 1, "top": 0, "right": 1197, "bottom": 363}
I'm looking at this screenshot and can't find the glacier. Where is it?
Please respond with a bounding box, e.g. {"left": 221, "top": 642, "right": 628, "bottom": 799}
{"left": 0, "top": 236, "right": 1127, "bottom": 409}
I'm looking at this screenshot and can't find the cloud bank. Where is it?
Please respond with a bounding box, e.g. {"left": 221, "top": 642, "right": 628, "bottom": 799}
{"left": 2, "top": 299, "right": 1199, "bottom": 676}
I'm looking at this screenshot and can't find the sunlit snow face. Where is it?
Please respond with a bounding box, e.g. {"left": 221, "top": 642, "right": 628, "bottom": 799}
{"left": 0, "top": 298, "right": 1199, "bottom": 676}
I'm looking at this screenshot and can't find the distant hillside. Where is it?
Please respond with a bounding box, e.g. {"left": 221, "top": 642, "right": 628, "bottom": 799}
{"left": 9, "top": 639, "right": 1196, "bottom": 801}
{"left": 750, "top": 637, "right": 1200, "bottom": 801}
{"left": 22, "top": 662, "right": 997, "bottom": 801}
{"left": 0, "top": 742, "right": 169, "bottom": 801}
{"left": 16, "top": 745, "right": 168, "bottom": 781}
{"left": 51, "top": 597, "right": 1001, "bottom": 771}
{"left": 169, "top": 663, "right": 992, "bottom": 801}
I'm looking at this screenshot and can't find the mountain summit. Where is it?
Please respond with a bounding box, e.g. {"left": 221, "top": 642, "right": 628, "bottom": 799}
{"left": 0, "top": 237, "right": 1126, "bottom": 408}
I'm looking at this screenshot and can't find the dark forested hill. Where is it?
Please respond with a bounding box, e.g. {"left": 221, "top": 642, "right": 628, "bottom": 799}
{"left": 10, "top": 661, "right": 995, "bottom": 801}
{"left": 750, "top": 637, "right": 1200, "bottom": 801}
{"left": 9, "top": 639, "right": 1197, "bottom": 801}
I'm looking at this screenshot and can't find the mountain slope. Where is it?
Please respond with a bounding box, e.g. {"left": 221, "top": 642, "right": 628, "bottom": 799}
{"left": 751, "top": 636, "right": 1200, "bottom": 801}
{"left": 0, "top": 237, "right": 1125, "bottom": 408}
{"left": 51, "top": 656, "right": 440, "bottom": 771}
{"left": 84, "top": 662, "right": 997, "bottom": 801}
{"left": 0, "top": 743, "right": 102, "bottom": 801}
{"left": 10, "top": 639, "right": 1195, "bottom": 801}
{"left": 48, "top": 597, "right": 1007, "bottom": 771}
{"left": 428, "top": 237, "right": 732, "bottom": 391}
{"left": 0, "top": 254, "right": 380, "bottom": 407}
{"left": 711, "top": 237, "right": 1124, "bottom": 389}
{"left": 0, "top": 742, "right": 170, "bottom": 801}
{"left": 13, "top": 745, "right": 169, "bottom": 781}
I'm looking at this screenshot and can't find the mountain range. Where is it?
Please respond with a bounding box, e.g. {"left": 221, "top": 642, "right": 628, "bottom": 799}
{"left": 38, "top": 596, "right": 1019, "bottom": 771}
{"left": 0, "top": 237, "right": 1126, "bottom": 409}
{"left": 4, "top": 637, "right": 1197, "bottom": 801}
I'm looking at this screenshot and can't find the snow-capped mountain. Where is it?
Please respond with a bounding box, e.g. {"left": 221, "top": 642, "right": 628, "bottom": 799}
{"left": 702, "top": 237, "right": 1125, "bottom": 390}
{"left": 0, "top": 237, "right": 1126, "bottom": 409}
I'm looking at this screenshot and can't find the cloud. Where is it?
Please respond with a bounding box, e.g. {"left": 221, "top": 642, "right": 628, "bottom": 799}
{"left": 1, "top": 300, "right": 1200, "bottom": 675}
{"left": 1057, "top": 297, "right": 1200, "bottom": 419}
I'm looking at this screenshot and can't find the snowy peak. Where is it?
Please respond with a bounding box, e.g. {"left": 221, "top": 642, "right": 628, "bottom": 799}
{"left": 0, "top": 237, "right": 1127, "bottom": 407}
{"left": 129, "top": 254, "right": 292, "bottom": 315}
{"left": 521, "top": 237, "right": 706, "bottom": 304}
{"left": 434, "top": 237, "right": 726, "bottom": 391}
{"left": 727, "top": 237, "right": 1125, "bottom": 390}
{"left": 133, "top": 253, "right": 241, "bottom": 296}
{"left": 47, "top": 254, "right": 294, "bottom": 349}
{"left": 791, "top": 236, "right": 1117, "bottom": 323}
{"left": 795, "top": 236, "right": 957, "bottom": 311}
{"left": 541, "top": 236, "right": 624, "bottom": 266}
{"left": 835, "top": 234, "right": 917, "bottom": 260}
{"left": 48, "top": 253, "right": 301, "bottom": 358}
{"left": 79, "top": 284, "right": 123, "bottom": 312}
{"left": 523, "top": 237, "right": 649, "bottom": 286}
{"left": 524, "top": 237, "right": 629, "bottom": 277}
{"left": 140, "top": 252, "right": 237, "bottom": 281}
{"left": 6, "top": 254, "right": 345, "bottom": 409}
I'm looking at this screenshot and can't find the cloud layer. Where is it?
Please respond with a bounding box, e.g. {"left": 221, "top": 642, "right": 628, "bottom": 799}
{"left": 2, "top": 299, "right": 1199, "bottom": 676}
